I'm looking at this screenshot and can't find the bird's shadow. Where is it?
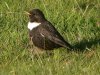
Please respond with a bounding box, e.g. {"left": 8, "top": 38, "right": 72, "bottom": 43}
{"left": 73, "top": 37, "right": 100, "bottom": 52}
{"left": 71, "top": 26, "right": 100, "bottom": 52}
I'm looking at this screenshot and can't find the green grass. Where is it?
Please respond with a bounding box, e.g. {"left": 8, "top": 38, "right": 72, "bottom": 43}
{"left": 0, "top": 0, "right": 100, "bottom": 75}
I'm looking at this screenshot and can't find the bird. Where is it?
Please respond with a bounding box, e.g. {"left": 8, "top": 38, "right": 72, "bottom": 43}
{"left": 26, "top": 9, "right": 73, "bottom": 51}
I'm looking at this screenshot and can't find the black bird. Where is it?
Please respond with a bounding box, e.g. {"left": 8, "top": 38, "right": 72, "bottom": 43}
{"left": 26, "top": 9, "right": 73, "bottom": 50}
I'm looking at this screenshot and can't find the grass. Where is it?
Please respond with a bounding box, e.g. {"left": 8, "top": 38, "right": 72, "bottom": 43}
{"left": 0, "top": 0, "right": 100, "bottom": 75}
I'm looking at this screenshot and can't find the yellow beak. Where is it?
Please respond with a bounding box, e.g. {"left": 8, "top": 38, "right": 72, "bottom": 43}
{"left": 24, "top": 11, "right": 31, "bottom": 15}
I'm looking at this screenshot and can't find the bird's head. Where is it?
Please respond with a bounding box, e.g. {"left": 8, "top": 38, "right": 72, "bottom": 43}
{"left": 25, "top": 9, "right": 46, "bottom": 22}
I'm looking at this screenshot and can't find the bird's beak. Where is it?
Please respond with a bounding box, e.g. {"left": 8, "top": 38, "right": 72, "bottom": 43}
{"left": 24, "top": 11, "right": 31, "bottom": 15}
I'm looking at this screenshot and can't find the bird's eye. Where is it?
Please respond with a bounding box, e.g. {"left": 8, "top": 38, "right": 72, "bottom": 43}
{"left": 33, "top": 13, "right": 36, "bottom": 15}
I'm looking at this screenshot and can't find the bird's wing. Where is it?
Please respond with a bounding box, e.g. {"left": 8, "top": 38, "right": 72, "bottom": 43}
{"left": 39, "top": 22, "right": 72, "bottom": 49}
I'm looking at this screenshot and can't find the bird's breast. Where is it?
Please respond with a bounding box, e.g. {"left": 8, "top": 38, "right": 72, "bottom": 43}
{"left": 28, "top": 22, "right": 41, "bottom": 30}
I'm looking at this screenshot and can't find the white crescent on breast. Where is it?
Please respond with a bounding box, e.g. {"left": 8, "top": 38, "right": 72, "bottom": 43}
{"left": 28, "top": 22, "right": 41, "bottom": 30}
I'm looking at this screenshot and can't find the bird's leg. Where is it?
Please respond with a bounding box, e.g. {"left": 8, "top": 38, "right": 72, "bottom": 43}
{"left": 29, "top": 36, "right": 33, "bottom": 48}
{"left": 33, "top": 47, "right": 45, "bottom": 55}
{"left": 29, "top": 36, "right": 45, "bottom": 58}
{"left": 28, "top": 36, "right": 35, "bottom": 60}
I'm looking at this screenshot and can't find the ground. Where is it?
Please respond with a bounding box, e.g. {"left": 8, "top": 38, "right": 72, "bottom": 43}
{"left": 0, "top": 0, "right": 100, "bottom": 75}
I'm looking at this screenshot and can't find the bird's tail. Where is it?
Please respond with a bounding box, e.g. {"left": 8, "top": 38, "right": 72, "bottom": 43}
{"left": 65, "top": 42, "right": 73, "bottom": 50}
